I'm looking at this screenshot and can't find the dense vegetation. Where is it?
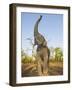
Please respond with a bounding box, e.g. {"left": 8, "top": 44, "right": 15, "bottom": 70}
{"left": 21, "top": 47, "right": 63, "bottom": 64}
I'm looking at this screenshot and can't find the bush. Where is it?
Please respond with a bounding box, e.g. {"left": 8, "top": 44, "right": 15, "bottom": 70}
{"left": 22, "top": 55, "right": 34, "bottom": 63}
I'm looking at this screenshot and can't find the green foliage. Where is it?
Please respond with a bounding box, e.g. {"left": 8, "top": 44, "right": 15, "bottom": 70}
{"left": 22, "top": 55, "right": 35, "bottom": 63}
{"left": 54, "top": 48, "right": 63, "bottom": 61}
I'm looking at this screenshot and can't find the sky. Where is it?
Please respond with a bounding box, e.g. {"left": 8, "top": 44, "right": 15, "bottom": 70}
{"left": 21, "top": 12, "right": 63, "bottom": 55}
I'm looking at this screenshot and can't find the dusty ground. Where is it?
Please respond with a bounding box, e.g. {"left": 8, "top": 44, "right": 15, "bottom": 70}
{"left": 21, "top": 61, "right": 63, "bottom": 77}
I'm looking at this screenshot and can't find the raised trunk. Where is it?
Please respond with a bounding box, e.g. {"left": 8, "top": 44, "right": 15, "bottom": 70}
{"left": 34, "top": 15, "right": 42, "bottom": 36}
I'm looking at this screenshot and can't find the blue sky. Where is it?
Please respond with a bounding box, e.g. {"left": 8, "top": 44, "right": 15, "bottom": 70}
{"left": 21, "top": 12, "right": 63, "bottom": 55}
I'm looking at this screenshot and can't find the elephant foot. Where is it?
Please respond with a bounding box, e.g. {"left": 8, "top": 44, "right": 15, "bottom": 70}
{"left": 43, "top": 71, "right": 48, "bottom": 76}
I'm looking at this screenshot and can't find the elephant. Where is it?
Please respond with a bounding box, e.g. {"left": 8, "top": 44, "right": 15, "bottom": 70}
{"left": 33, "top": 15, "right": 50, "bottom": 76}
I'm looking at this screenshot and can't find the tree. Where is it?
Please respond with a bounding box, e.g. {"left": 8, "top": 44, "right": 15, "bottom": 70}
{"left": 54, "top": 48, "right": 63, "bottom": 61}
{"left": 26, "top": 38, "right": 36, "bottom": 61}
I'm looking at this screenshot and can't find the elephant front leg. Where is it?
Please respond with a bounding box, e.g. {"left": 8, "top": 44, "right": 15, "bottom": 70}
{"left": 37, "top": 56, "right": 43, "bottom": 76}
{"left": 37, "top": 60, "right": 43, "bottom": 76}
{"left": 43, "top": 56, "right": 48, "bottom": 76}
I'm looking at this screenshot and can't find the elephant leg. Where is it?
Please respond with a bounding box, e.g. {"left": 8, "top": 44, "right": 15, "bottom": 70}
{"left": 37, "top": 55, "right": 43, "bottom": 76}
{"left": 37, "top": 60, "right": 43, "bottom": 76}
{"left": 43, "top": 56, "right": 48, "bottom": 76}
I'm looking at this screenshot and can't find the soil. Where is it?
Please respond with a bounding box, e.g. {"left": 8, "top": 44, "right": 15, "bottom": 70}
{"left": 21, "top": 61, "right": 63, "bottom": 77}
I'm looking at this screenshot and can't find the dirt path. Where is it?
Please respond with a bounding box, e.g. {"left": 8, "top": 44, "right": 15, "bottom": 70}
{"left": 22, "top": 63, "right": 38, "bottom": 77}
{"left": 21, "top": 61, "right": 63, "bottom": 77}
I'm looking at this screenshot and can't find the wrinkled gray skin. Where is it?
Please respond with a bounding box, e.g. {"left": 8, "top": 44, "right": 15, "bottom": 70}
{"left": 34, "top": 15, "right": 50, "bottom": 76}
